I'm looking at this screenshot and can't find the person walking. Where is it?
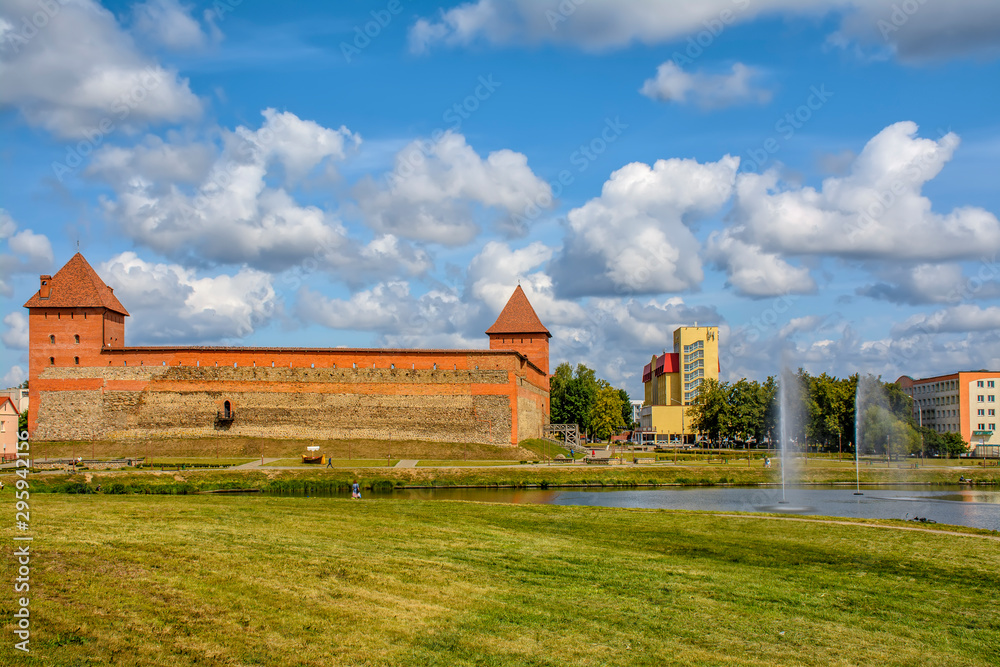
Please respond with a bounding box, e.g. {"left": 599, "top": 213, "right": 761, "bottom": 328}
{"left": 326, "top": 456, "right": 333, "bottom": 469}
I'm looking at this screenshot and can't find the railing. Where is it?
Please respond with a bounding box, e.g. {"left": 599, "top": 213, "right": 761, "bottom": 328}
{"left": 216, "top": 410, "right": 235, "bottom": 422}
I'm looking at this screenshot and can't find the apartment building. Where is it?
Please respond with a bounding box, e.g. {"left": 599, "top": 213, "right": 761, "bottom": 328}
{"left": 897, "top": 371, "right": 1000, "bottom": 456}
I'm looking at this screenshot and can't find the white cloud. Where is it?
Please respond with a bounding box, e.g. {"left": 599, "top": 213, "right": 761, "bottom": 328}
{"left": 354, "top": 131, "right": 551, "bottom": 245}
{"left": 300, "top": 281, "right": 478, "bottom": 341}
{"left": 99, "top": 252, "right": 278, "bottom": 344}
{"left": 640, "top": 62, "right": 771, "bottom": 109}
{"left": 0, "top": 209, "right": 53, "bottom": 297}
{"left": 855, "top": 263, "right": 987, "bottom": 305}
{"left": 727, "top": 122, "right": 1000, "bottom": 262}
{"left": 706, "top": 232, "right": 816, "bottom": 298}
{"left": 2, "top": 365, "right": 26, "bottom": 387}
{"left": 893, "top": 304, "right": 1000, "bottom": 337}
{"left": 130, "top": 0, "right": 212, "bottom": 51}
{"left": 1, "top": 312, "right": 28, "bottom": 350}
{"left": 95, "top": 110, "right": 428, "bottom": 278}
{"left": 0, "top": 0, "right": 202, "bottom": 139}
{"left": 409, "top": 0, "right": 1000, "bottom": 61}
{"left": 550, "top": 155, "right": 739, "bottom": 297}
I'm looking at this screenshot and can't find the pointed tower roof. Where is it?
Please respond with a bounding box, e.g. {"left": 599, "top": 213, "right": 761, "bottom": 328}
{"left": 485, "top": 285, "right": 550, "bottom": 338}
{"left": 23, "top": 253, "right": 129, "bottom": 315}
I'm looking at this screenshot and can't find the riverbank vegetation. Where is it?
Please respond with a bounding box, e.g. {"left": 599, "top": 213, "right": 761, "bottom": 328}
{"left": 4, "top": 495, "right": 997, "bottom": 666}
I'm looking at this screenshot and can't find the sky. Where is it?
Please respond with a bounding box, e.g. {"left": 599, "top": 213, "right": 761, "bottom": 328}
{"left": 1, "top": 0, "right": 1000, "bottom": 399}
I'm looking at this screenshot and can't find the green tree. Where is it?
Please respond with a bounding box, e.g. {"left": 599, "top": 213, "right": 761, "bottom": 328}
{"left": 617, "top": 388, "right": 635, "bottom": 431}
{"left": 18, "top": 409, "right": 27, "bottom": 435}
{"left": 591, "top": 386, "right": 627, "bottom": 441}
{"left": 549, "top": 363, "right": 573, "bottom": 425}
{"left": 727, "top": 379, "right": 763, "bottom": 446}
{"left": 759, "top": 376, "right": 779, "bottom": 447}
{"left": 941, "top": 432, "right": 969, "bottom": 458}
{"left": 687, "top": 378, "right": 731, "bottom": 447}
{"left": 548, "top": 363, "right": 600, "bottom": 434}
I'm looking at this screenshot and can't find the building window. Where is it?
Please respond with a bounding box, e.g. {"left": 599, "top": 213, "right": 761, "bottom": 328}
{"left": 74, "top": 334, "right": 80, "bottom": 344}
{"left": 990, "top": 381, "right": 996, "bottom": 388}
{"left": 1, "top": 421, "right": 5, "bottom": 433}
{"left": 74, "top": 357, "right": 79, "bottom": 365}
{"left": 978, "top": 395, "right": 985, "bottom": 402}
{"left": 991, "top": 396, "right": 996, "bottom": 403}
{"left": 990, "top": 410, "right": 996, "bottom": 417}
{"left": 978, "top": 423, "right": 986, "bottom": 430}
{"left": 978, "top": 381, "right": 984, "bottom": 387}
{"left": 49, "top": 357, "right": 54, "bottom": 365}
{"left": 49, "top": 335, "right": 55, "bottom": 344}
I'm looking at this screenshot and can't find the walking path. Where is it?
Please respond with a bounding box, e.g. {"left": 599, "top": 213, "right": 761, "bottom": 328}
{"left": 231, "top": 458, "right": 281, "bottom": 469}
{"left": 710, "top": 513, "right": 1000, "bottom": 541}
{"left": 394, "top": 459, "right": 418, "bottom": 468}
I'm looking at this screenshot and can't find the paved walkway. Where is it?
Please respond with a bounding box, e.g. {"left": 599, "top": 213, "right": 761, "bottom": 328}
{"left": 231, "top": 458, "right": 281, "bottom": 469}
{"left": 394, "top": 459, "right": 418, "bottom": 468}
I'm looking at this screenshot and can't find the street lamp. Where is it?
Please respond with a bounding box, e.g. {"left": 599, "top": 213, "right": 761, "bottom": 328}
{"left": 669, "top": 397, "right": 685, "bottom": 464}
{"left": 906, "top": 393, "right": 924, "bottom": 462}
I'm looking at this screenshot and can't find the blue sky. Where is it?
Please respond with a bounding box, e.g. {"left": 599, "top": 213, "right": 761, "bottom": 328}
{"left": 2, "top": 0, "right": 1000, "bottom": 398}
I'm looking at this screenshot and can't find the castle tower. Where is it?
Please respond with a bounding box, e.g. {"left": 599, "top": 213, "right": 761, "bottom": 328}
{"left": 22, "top": 253, "right": 129, "bottom": 433}
{"left": 486, "top": 286, "right": 551, "bottom": 375}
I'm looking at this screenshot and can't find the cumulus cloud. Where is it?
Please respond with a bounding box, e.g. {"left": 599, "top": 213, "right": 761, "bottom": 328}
{"left": 99, "top": 252, "right": 279, "bottom": 344}
{"left": 550, "top": 155, "right": 739, "bottom": 298}
{"left": 95, "top": 110, "right": 429, "bottom": 278}
{"left": 2, "top": 365, "right": 26, "bottom": 387}
{"left": 409, "top": 0, "right": 1000, "bottom": 61}
{"left": 130, "top": 0, "right": 212, "bottom": 51}
{"left": 0, "top": 0, "right": 201, "bottom": 139}
{"left": 640, "top": 62, "right": 771, "bottom": 109}
{"left": 0, "top": 209, "right": 53, "bottom": 297}
{"left": 354, "top": 131, "right": 551, "bottom": 245}
{"left": 706, "top": 232, "right": 816, "bottom": 298}
{"left": 724, "top": 122, "right": 1000, "bottom": 262}
{"left": 1, "top": 312, "right": 28, "bottom": 350}
{"left": 892, "top": 304, "right": 1000, "bottom": 337}
{"left": 853, "top": 263, "right": 1000, "bottom": 305}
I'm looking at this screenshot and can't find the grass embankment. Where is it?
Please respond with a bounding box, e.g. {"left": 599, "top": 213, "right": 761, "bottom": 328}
{"left": 14, "top": 462, "right": 1000, "bottom": 496}
{"left": 29, "top": 437, "right": 535, "bottom": 461}
{"left": 264, "top": 458, "right": 400, "bottom": 468}
{"left": 1, "top": 495, "right": 997, "bottom": 666}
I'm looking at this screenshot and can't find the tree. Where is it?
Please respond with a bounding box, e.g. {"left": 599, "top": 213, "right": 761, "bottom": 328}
{"left": 617, "top": 388, "right": 635, "bottom": 431}
{"left": 687, "top": 378, "right": 731, "bottom": 447}
{"left": 590, "top": 386, "right": 627, "bottom": 441}
{"left": 727, "top": 379, "right": 763, "bottom": 446}
{"left": 941, "top": 432, "right": 969, "bottom": 458}
{"left": 549, "top": 363, "right": 573, "bottom": 425}
{"left": 548, "top": 363, "right": 600, "bottom": 434}
{"left": 759, "top": 376, "right": 779, "bottom": 447}
{"left": 18, "top": 409, "right": 27, "bottom": 435}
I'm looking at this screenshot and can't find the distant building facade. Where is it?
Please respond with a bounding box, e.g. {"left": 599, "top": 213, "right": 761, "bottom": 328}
{"left": 3, "top": 387, "right": 28, "bottom": 414}
{"left": 640, "top": 326, "right": 720, "bottom": 445}
{"left": 25, "top": 254, "right": 551, "bottom": 445}
{"left": 0, "top": 396, "right": 18, "bottom": 461}
{"left": 897, "top": 371, "right": 1000, "bottom": 456}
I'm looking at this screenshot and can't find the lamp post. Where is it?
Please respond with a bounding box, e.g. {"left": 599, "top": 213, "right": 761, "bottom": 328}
{"left": 669, "top": 397, "right": 685, "bottom": 464}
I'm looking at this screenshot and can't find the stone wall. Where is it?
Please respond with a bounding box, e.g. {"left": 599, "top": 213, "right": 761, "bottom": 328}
{"left": 34, "top": 364, "right": 529, "bottom": 445}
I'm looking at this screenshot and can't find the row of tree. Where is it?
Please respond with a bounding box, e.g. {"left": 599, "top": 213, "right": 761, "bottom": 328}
{"left": 687, "top": 370, "right": 968, "bottom": 457}
{"left": 549, "top": 363, "right": 634, "bottom": 442}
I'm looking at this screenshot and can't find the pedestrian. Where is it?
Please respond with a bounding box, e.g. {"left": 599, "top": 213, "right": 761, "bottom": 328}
{"left": 352, "top": 480, "right": 361, "bottom": 500}
{"left": 326, "top": 456, "right": 333, "bottom": 468}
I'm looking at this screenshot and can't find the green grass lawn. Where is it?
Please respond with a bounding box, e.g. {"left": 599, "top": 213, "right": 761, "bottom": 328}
{"left": 1, "top": 495, "right": 997, "bottom": 666}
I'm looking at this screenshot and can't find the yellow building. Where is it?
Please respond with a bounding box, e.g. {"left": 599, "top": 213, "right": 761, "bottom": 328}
{"left": 640, "top": 326, "right": 719, "bottom": 446}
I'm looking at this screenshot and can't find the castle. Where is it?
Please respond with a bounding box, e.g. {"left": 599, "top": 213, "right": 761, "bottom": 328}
{"left": 24, "top": 254, "right": 551, "bottom": 445}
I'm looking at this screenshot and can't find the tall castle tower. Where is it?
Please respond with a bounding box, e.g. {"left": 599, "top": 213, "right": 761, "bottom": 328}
{"left": 485, "top": 285, "right": 551, "bottom": 375}
{"left": 22, "top": 253, "right": 129, "bottom": 432}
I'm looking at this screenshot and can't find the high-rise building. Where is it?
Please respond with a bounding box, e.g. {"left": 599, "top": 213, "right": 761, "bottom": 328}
{"left": 897, "top": 371, "right": 1000, "bottom": 456}
{"left": 639, "top": 325, "right": 719, "bottom": 446}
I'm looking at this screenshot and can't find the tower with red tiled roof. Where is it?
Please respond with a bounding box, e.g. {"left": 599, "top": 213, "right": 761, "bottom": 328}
{"left": 486, "top": 285, "right": 551, "bottom": 375}
{"left": 22, "top": 253, "right": 129, "bottom": 432}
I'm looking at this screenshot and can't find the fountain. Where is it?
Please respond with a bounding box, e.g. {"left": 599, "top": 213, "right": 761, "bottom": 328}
{"left": 756, "top": 366, "right": 813, "bottom": 513}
